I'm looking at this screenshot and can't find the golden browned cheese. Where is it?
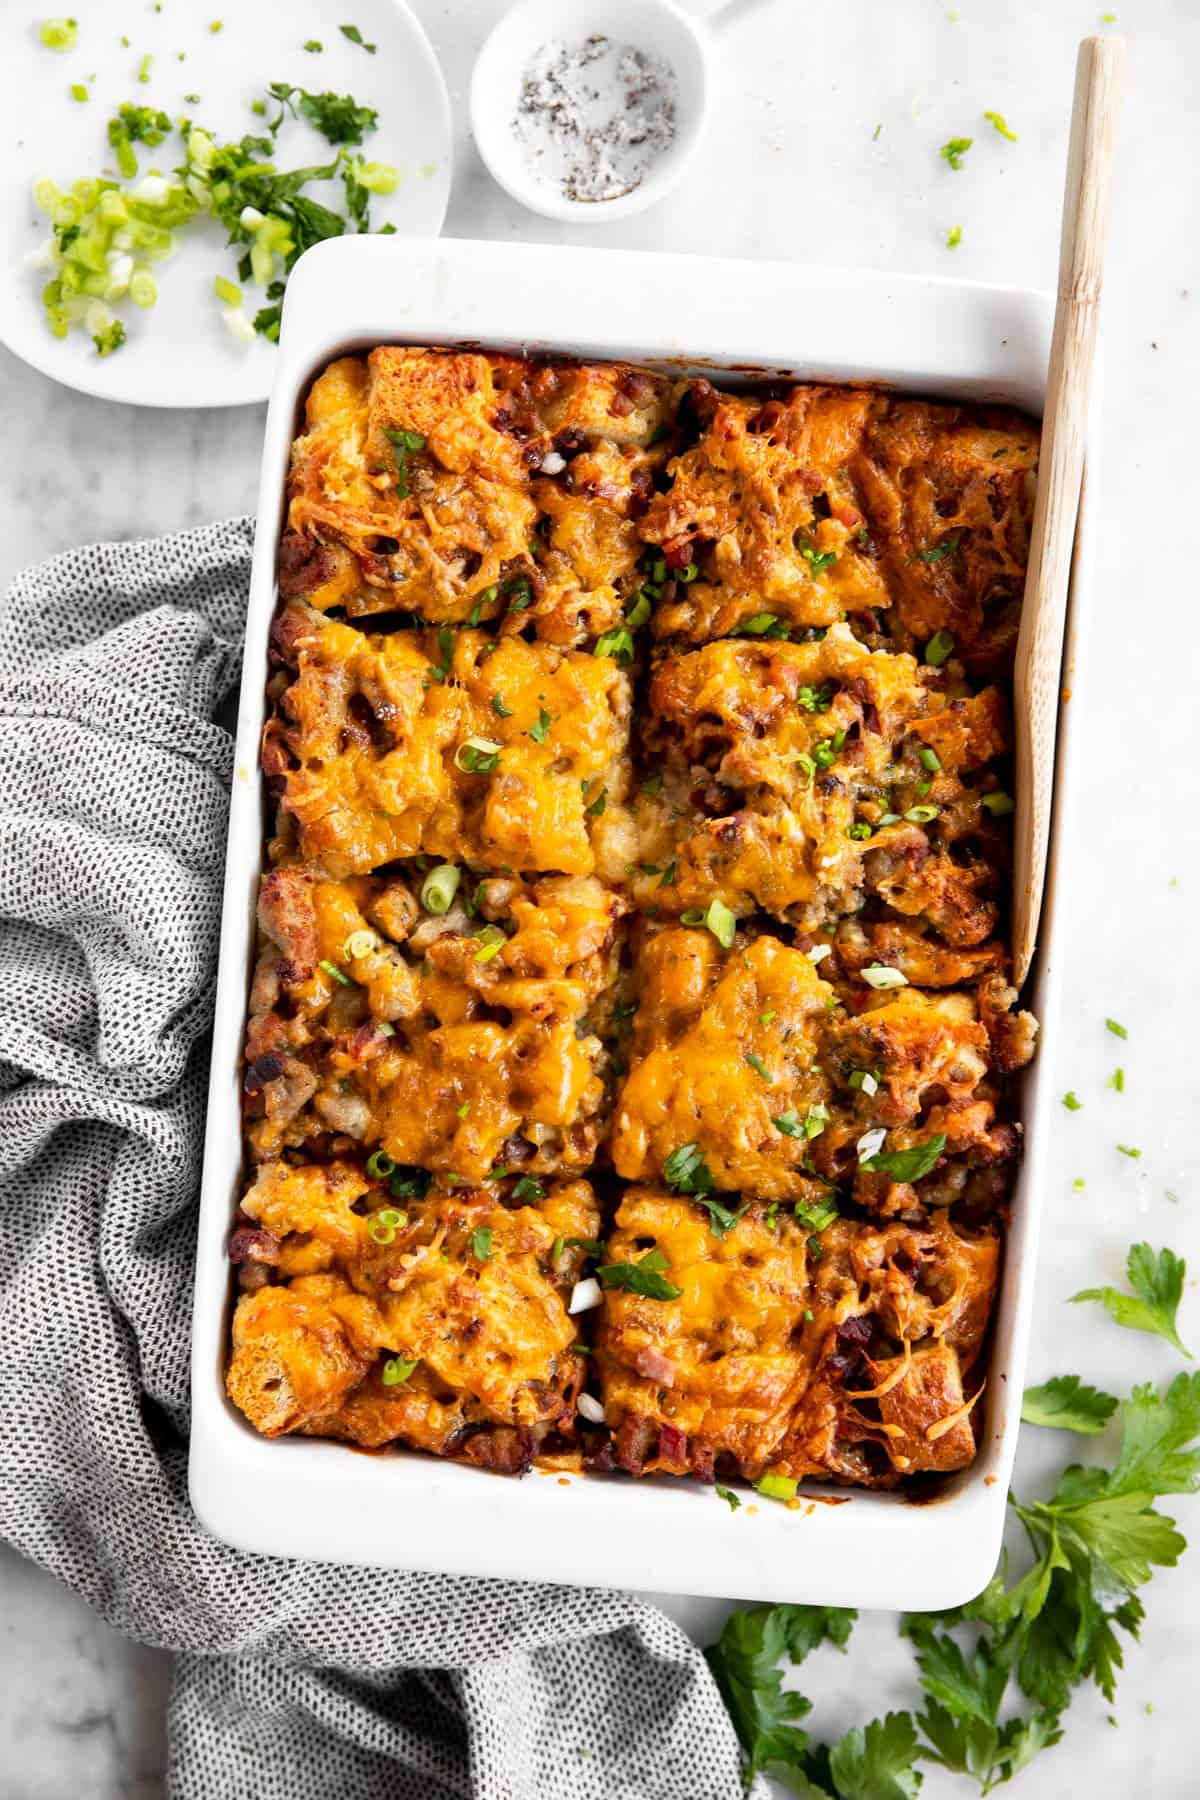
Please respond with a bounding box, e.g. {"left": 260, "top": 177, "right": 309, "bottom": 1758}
{"left": 243, "top": 867, "right": 623, "bottom": 1180}
{"left": 229, "top": 351, "right": 1041, "bottom": 1490}
{"left": 282, "top": 349, "right": 672, "bottom": 643}
{"left": 227, "top": 1167, "right": 597, "bottom": 1468}
{"left": 263, "top": 605, "right": 633, "bottom": 880}
{"left": 629, "top": 623, "right": 1012, "bottom": 945}
{"left": 640, "top": 385, "right": 890, "bottom": 640}
{"left": 612, "top": 928, "right": 837, "bottom": 1203}
{"left": 612, "top": 924, "right": 1032, "bottom": 1212}
{"left": 596, "top": 1191, "right": 998, "bottom": 1483}
{"left": 637, "top": 382, "right": 1037, "bottom": 668}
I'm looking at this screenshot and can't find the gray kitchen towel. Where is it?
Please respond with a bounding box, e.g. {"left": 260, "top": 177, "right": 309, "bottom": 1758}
{"left": 0, "top": 520, "right": 756, "bottom": 1800}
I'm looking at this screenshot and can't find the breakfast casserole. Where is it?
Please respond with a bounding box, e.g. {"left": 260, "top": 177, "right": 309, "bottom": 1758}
{"left": 226, "top": 346, "right": 1038, "bottom": 1496}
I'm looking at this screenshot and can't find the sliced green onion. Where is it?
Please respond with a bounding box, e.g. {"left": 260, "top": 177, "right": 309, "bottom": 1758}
{"left": 1108, "top": 1067, "right": 1125, "bottom": 1093}
{"left": 755, "top": 1473, "right": 798, "bottom": 1503}
{"left": 1117, "top": 1144, "right": 1142, "bottom": 1160}
{"left": 743, "top": 612, "right": 782, "bottom": 635}
{"left": 319, "top": 958, "right": 352, "bottom": 987}
{"left": 70, "top": 83, "right": 88, "bottom": 102}
{"left": 367, "top": 1207, "right": 407, "bottom": 1245}
{"left": 343, "top": 929, "right": 379, "bottom": 960}
{"left": 137, "top": 54, "right": 153, "bottom": 83}
{"left": 849, "top": 1069, "right": 879, "bottom": 1096}
{"left": 846, "top": 822, "right": 872, "bottom": 840}
{"left": 744, "top": 1053, "right": 773, "bottom": 1083}
{"left": 129, "top": 269, "right": 157, "bottom": 307}
{"left": 981, "top": 791, "right": 1015, "bottom": 816}
{"left": 1106, "top": 1017, "right": 1128, "bottom": 1039}
{"left": 924, "top": 629, "right": 955, "bottom": 666}
{"left": 381, "top": 1354, "right": 418, "bottom": 1386}
{"left": 625, "top": 590, "right": 652, "bottom": 631}
{"left": 39, "top": 17, "right": 78, "bottom": 50}
{"left": 919, "top": 746, "right": 941, "bottom": 772}
{"left": 594, "top": 627, "right": 634, "bottom": 663}
{"left": 421, "top": 863, "right": 461, "bottom": 915}
{"left": 1063, "top": 1091, "right": 1082, "bottom": 1111}
{"left": 905, "top": 805, "right": 939, "bottom": 824}
{"left": 366, "top": 1150, "right": 396, "bottom": 1179}
{"left": 214, "top": 274, "right": 242, "bottom": 306}
{"left": 679, "top": 562, "right": 699, "bottom": 583}
{"left": 860, "top": 964, "right": 907, "bottom": 990}
{"left": 474, "top": 925, "right": 507, "bottom": 964}
{"left": 455, "top": 736, "right": 501, "bottom": 774}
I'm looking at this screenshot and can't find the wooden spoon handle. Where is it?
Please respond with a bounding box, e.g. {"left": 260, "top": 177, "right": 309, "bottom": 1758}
{"left": 1012, "top": 35, "right": 1124, "bottom": 988}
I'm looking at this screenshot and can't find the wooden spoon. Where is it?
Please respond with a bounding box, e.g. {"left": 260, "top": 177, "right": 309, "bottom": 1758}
{"left": 1012, "top": 34, "right": 1124, "bottom": 988}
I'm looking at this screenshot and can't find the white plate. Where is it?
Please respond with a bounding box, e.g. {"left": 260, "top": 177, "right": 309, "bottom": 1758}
{"left": 0, "top": 1, "right": 450, "bottom": 408}
{"left": 190, "top": 236, "right": 1083, "bottom": 1608}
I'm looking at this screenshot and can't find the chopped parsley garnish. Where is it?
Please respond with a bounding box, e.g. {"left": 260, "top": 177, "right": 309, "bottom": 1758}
{"left": 92, "top": 318, "right": 126, "bottom": 357}
{"left": 1063, "top": 1091, "right": 1083, "bottom": 1111}
{"left": 469, "top": 1227, "right": 493, "bottom": 1263}
{"left": 796, "top": 683, "right": 833, "bottom": 713}
{"left": 339, "top": 22, "right": 377, "bottom": 53}
{"left": 529, "top": 706, "right": 553, "bottom": 744}
{"left": 427, "top": 624, "right": 454, "bottom": 683}
{"left": 596, "top": 1247, "right": 682, "bottom": 1301}
{"left": 799, "top": 544, "right": 838, "bottom": 575}
{"left": 693, "top": 1195, "right": 750, "bottom": 1238}
{"left": 584, "top": 785, "right": 607, "bottom": 817}
{"left": 845, "top": 821, "right": 872, "bottom": 841}
{"left": 658, "top": 861, "right": 677, "bottom": 888}
{"left": 1073, "top": 1245, "right": 1190, "bottom": 1356}
{"left": 490, "top": 693, "right": 513, "bottom": 718}
{"left": 716, "top": 1484, "right": 741, "bottom": 1512}
{"left": 984, "top": 109, "right": 1018, "bottom": 142}
{"left": 1109, "top": 1067, "right": 1126, "bottom": 1093}
{"left": 663, "top": 1142, "right": 714, "bottom": 1196}
{"left": 384, "top": 426, "right": 425, "bottom": 496}
{"left": 744, "top": 1052, "right": 774, "bottom": 1083}
{"left": 794, "top": 1198, "right": 838, "bottom": 1233}
{"left": 863, "top": 1133, "right": 946, "bottom": 1182}
{"left": 511, "top": 1175, "right": 544, "bottom": 1203}
{"left": 915, "top": 533, "right": 962, "bottom": 565}
{"left": 940, "top": 136, "right": 973, "bottom": 170}
{"left": 304, "top": 39, "right": 323, "bottom": 52}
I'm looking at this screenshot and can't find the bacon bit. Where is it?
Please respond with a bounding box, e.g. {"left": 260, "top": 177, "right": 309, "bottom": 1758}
{"left": 833, "top": 503, "right": 861, "bottom": 529}
{"left": 347, "top": 1021, "right": 389, "bottom": 1063}
{"left": 227, "top": 1225, "right": 281, "bottom": 1266}
{"left": 926, "top": 1381, "right": 986, "bottom": 1442}
{"left": 609, "top": 390, "right": 635, "bottom": 417}
{"left": 658, "top": 1421, "right": 688, "bottom": 1465}
{"left": 633, "top": 1345, "right": 677, "bottom": 1386}
{"left": 664, "top": 539, "right": 698, "bottom": 570}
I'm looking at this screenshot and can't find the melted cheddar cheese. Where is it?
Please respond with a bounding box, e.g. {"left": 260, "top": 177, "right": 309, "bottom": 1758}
{"left": 227, "top": 350, "right": 1041, "bottom": 1493}
{"left": 264, "top": 606, "right": 633, "bottom": 880}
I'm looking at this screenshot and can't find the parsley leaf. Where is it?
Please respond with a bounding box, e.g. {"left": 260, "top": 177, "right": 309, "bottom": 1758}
{"left": 705, "top": 1605, "right": 857, "bottom": 1780}
{"left": 469, "top": 1226, "right": 492, "bottom": 1263}
{"left": 716, "top": 1483, "right": 741, "bottom": 1512}
{"left": 662, "top": 1142, "right": 714, "bottom": 1196}
{"left": 596, "top": 1247, "right": 681, "bottom": 1301}
{"left": 1071, "top": 1243, "right": 1191, "bottom": 1356}
{"left": 692, "top": 1195, "right": 750, "bottom": 1238}
{"left": 1022, "top": 1375, "right": 1119, "bottom": 1435}
{"left": 529, "top": 706, "right": 553, "bottom": 743}
{"left": 863, "top": 1134, "right": 946, "bottom": 1183}
{"left": 826, "top": 1712, "right": 924, "bottom": 1799}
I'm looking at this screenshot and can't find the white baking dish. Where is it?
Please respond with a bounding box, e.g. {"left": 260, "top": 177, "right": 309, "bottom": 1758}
{"left": 189, "top": 235, "right": 1083, "bottom": 1608}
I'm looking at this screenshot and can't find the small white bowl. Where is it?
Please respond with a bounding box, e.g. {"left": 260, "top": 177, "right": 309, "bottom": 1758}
{"left": 470, "top": 0, "right": 710, "bottom": 223}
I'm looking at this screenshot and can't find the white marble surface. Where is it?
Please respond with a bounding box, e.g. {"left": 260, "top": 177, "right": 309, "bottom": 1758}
{"left": 2, "top": 1, "right": 1198, "bottom": 1795}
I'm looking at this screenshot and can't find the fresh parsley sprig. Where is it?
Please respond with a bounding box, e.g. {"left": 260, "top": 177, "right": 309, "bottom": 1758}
{"left": 1071, "top": 1243, "right": 1191, "bottom": 1357}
